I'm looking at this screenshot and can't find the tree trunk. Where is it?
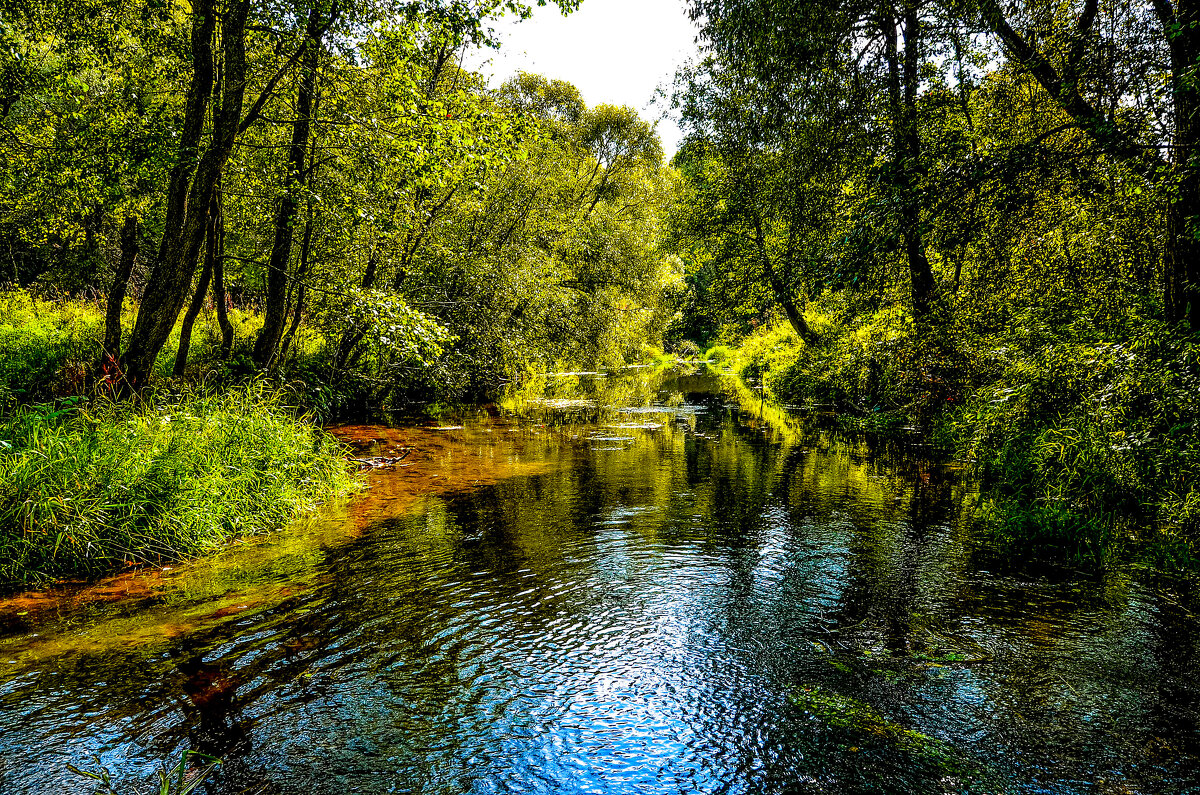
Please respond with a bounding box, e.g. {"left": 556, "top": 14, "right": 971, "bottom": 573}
{"left": 173, "top": 229, "right": 215, "bottom": 377}
{"left": 119, "top": 0, "right": 250, "bottom": 391}
{"left": 253, "top": 4, "right": 336, "bottom": 368}
{"left": 209, "top": 193, "right": 235, "bottom": 359}
{"left": 750, "top": 208, "right": 817, "bottom": 345}
{"left": 882, "top": 3, "right": 939, "bottom": 320}
{"left": 104, "top": 216, "right": 138, "bottom": 357}
{"left": 1164, "top": 0, "right": 1200, "bottom": 329}
{"left": 899, "top": 1, "right": 938, "bottom": 320}
{"left": 772, "top": 276, "right": 817, "bottom": 344}
{"left": 278, "top": 205, "right": 315, "bottom": 363}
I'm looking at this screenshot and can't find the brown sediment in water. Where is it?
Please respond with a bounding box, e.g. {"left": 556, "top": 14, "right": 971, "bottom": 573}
{"left": 0, "top": 421, "right": 565, "bottom": 652}
{"left": 328, "top": 421, "right": 562, "bottom": 528}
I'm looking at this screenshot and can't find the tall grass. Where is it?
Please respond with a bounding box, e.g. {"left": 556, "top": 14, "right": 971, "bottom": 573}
{"left": 0, "top": 384, "right": 358, "bottom": 587}
{"left": 0, "top": 289, "right": 104, "bottom": 409}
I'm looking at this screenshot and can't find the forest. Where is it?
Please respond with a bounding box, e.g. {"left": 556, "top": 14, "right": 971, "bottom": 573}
{"left": 2, "top": 0, "right": 1200, "bottom": 585}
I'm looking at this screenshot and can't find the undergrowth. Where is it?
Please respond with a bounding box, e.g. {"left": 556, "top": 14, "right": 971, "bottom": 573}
{"left": 719, "top": 304, "right": 1200, "bottom": 572}
{"left": 0, "top": 290, "right": 104, "bottom": 409}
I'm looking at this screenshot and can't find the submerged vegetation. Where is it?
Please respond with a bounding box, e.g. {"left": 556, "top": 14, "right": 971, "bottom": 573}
{"left": 790, "top": 685, "right": 1002, "bottom": 792}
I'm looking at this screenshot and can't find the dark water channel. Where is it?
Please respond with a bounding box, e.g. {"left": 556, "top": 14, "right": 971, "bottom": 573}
{"left": 3, "top": 369, "right": 1200, "bottom": 794}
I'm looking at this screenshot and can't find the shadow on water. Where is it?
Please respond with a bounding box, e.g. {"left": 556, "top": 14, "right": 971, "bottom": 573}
{"left": 3, "top": 365, "right": 1200, "bottom": 794}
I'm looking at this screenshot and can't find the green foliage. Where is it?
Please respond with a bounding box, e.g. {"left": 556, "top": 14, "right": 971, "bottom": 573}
{"left": 0, "top": 383, "right": 358, "bottom": 587}
{"left": 727, "top": 322, "right": 801, "bottom": 383}
{"left": 0, "top": 0, "right": 669, "bottom": 404}
{"left": 762, "top": 305, "right": 962, "bottom": 419}
{"left": 667, "top": 0, "right": 1200, "bottom": 569}
{"left": 714, "top": 302, "right": 1200, "bottom": 571}
{"left": 0, "top": 290, "right": 103, "bottom": 406}
{"left": 946, "top": 329, "right": 1200, "bottom": 568}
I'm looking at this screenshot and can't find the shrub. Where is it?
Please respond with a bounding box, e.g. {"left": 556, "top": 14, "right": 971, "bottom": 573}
{"left": 702, "top": 344, "right": 735, "bottom": 365}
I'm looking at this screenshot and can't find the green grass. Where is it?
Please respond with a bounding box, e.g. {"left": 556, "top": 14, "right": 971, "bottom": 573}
{"left": 0, "top": 383, "right": 358, "bottom": 588}
{"left": 0, "top": 289, "right": 104, "bottom": 410}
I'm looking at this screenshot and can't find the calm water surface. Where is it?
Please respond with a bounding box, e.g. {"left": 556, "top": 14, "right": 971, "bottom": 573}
{"left": 2, "top": 370, "right": 1200, "bottom": 794}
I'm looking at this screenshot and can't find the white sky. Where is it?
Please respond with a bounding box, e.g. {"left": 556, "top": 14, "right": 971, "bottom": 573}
{"left": 465, "top": 0, "right": 701, "bottom": 157}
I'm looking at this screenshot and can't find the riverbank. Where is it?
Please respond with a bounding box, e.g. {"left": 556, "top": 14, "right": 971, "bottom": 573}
{"left": 0, "top": 385, "right": 358, "bottom": 589}
{"left": 0, "top": 288, "right": 677, "bottom": 589}
{"left": 710, "top": 314, "right": 1200, "bottom": 573}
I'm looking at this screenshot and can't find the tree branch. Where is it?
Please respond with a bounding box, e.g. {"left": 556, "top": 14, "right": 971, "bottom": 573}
{"left": 977, "top": 0, "right": 1168, "bottom": 181}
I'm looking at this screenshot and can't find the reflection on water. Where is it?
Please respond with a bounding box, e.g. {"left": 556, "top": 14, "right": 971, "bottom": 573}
{"left": 3, "top": 368, "right": 1200, "bottom": 794}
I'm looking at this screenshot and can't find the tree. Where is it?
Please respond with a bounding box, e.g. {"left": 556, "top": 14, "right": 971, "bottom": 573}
{"left": 119, "top": 0, "right": 252, "bottom": 390}
{"left": 683, "top": 0, "right": 955, "bottom": 322}
{"left": 671, "top": 43, "right": 883, "bottom": 344}
{"left": 252, "top": 0, "right": 340, "bottom": 368}
{"left": 974, "top": 0, "right": 1200, "bottom": 329}
{"left": 120, "top": 0, "right": 581, "bottom": 388}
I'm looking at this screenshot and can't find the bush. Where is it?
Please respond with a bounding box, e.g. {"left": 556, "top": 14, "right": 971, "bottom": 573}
{"left": 0, "top": 383, "right": 358, "bottom": 587}
{"left": 702, "top": 344, "right": 735, "bottom": 365}
{"left": 767, "top": 306, "right": 970, "bottom": 422}
{"left": 730, "top": 322, "right": 803, "bottom": 386}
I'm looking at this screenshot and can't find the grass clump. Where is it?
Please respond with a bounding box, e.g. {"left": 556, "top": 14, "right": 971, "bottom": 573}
{"left": 69, "top": 750, "right": 221, "bottom": 795}
{"left": 972, "top": 499, "right": 1120, "bottom": 570}
{"left": 0, "top": 383, "right": 358, "bottom": 588}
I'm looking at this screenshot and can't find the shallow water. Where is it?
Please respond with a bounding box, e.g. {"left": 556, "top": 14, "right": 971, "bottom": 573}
{"left": 3, "top": 370, "right": 1200, "bottom": 794}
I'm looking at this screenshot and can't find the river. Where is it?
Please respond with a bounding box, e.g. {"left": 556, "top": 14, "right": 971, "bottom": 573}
{"left": 2, "top": 368, "right": 1199, "bottom": 794}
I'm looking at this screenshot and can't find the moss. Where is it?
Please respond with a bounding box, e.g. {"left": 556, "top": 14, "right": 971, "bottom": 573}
{"left": 790, "top": 684, "right": 1005, "bottom": 792}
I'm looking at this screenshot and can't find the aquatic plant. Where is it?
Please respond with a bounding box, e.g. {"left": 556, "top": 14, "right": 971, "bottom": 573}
{"left": 68, "top": 750, "right": 221, "bottom": 795}
{"left": 790, "top": 684, "right": 1006, "bottom": 793}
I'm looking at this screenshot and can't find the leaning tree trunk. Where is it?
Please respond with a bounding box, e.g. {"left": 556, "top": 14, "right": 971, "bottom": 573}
{"left": 103, "top": 215, "right": 139, "bottom": 357}
{"left": 119, "top": 0, "right": 250, "bottom": 391}
{"left": 749, "top": 208, "right": 818, "bottom": 345}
